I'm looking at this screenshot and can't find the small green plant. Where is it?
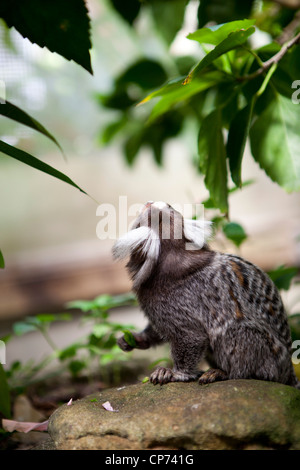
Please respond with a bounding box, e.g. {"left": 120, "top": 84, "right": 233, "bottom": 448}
{"left": 0, "top": 292, "right": 138, "bottom": 420}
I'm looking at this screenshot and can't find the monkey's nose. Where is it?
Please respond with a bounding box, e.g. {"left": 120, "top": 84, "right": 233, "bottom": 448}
{"left": 141, "top": 201, "right": 154, "bottom": 213}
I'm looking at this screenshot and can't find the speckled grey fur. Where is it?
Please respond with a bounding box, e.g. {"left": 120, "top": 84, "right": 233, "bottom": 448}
{"left": 113, "top": 203, "right": 299, "bottom": 388}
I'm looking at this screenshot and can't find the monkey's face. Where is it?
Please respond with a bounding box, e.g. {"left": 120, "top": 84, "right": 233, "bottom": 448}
{"left": 112, "top": 201, "right": 212, "bottom": 288}
{"left": 131, "top": 201, "right": 184, "bottom": 242}
{"left": 113, "top": 201, "right": 211, "bottom": 259}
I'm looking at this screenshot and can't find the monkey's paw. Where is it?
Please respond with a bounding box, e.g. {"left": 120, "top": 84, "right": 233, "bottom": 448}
{"left": 198, "top": 368, "right": 228, "bottom": 385}
{"left": 150, "top": 367, "right": 199, "bottom": 385}
{"left": 117, "top": 336, "right": 134, "bottom": 352}
{"left": 150, "top": 367, "right": 175, "bottom": 385}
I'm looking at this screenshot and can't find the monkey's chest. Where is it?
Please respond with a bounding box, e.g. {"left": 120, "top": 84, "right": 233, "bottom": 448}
{"left": 139, "top": 289, "right": 205, "bottom": 340}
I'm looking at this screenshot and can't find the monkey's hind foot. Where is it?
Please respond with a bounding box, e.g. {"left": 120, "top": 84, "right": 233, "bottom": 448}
{"left": 150, "top": 367, "right": 198, "bottom": 385}
{"left": 198, "top": 368, "right": 228, "bottom": 385}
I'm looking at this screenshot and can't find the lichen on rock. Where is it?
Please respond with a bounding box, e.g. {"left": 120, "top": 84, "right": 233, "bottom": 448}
{"left": 47, "top": 379, "right": 300, "bottom": 450}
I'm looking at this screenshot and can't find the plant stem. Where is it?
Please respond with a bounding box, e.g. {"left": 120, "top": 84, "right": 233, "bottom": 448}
{"left": 239, "top": 32, "right": 300, "bottom": 82}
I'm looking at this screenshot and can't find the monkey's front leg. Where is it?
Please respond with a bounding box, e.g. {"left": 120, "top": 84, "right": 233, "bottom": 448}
{"left": 117, "top": 323, "right": 165, "bottom": 352}
{"left": 150, "top": 338, "right": 207, "bottom": 385}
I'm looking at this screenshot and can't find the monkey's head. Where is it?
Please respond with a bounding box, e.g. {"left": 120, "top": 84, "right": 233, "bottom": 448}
{"left": 112, "top": 201, "right": 212, "bottom": 290}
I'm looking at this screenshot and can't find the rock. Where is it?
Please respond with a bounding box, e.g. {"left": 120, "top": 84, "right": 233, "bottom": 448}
{"left": 48, "top": 379, "right": 300, "bottom": 450}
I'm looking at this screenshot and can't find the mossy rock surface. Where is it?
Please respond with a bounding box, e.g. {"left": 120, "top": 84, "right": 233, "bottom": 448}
{"left": 48, "top": 379, "right": 300, "bottom": 450}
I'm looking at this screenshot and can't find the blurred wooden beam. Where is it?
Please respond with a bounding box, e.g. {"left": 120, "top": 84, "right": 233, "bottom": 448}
{"left": 0, "top": 254, "right": 131, "bottom": 321}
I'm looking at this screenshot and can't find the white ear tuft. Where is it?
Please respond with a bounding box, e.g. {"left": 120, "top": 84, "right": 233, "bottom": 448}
{"left": 183, "top": 218, "right": 212, "bottom": 248}
{"left": 112, "top": 226, "right": 161, "bottom": 261}
{"left": 112, "top": 226, "right": 151, "bottom": 260}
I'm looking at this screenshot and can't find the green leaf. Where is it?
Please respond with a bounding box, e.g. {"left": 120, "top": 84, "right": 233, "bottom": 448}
{"left": 92, "top": 324, "right": 112, "bottom": 338}
{"left": 0, "top": 101, "right": 64, "bottom": 155}
{"left": 222, "top": 222, "right": 247, "bottom": 247}
{"left": 151, "top": 0, "right": 187, "bottom": 45}
{"left": 250, "top": 91, "right": 300, "bottom": 192}
{"left": 198, "top": 110, "right": 228, "bottom": 213}
{"left": 141, "top": 71, "right": 226, "bottom": 107}
{"left": 117, "top": 59, "right": 168, "bottom": 91}
{"left": 13, "top": 321, "right": 37, "bottom": 336}
{"left": 0, "top": 0, "right": 93, "bottom": 73}
{"left": 122, "top": 330, "right": 137, "bottom": 348}
{"left": 184, "top": 26, "right": 255, "bottom": 84}
{"left": 0, "top": 140, "right": 87, "bottom": 195}
{"left": 58, "top": 344, "right": 79, "bottom": 361}
{"left": 267, "top": 265, "right": 298, "bottom": 291}
{"left": 145, "top": 72, "right": 229, "bottom": 123}
{"left": 0, "top": 364, "right": 11, "bottom": 418}
{"left": 187, "top": 19, "right": 256, "bottom": 45}
{"left": 227, "top": 98, "right": 255, "bottom": 187}
{"left": 68, "top": 359, "right": 86, "bottom": 376}
{"left": 0, "top": 250, "right": 4, "bottom": 269}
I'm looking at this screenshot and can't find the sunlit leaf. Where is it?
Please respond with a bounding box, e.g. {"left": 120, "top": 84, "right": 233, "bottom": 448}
{"left": 250, "top": 91, "right": 300, "bottom": 192}
{"left": 187, "top": 19, "right": 256, "bottom": 45}
{"left": 184, "top": 26, "right": 255, "bottom": 84}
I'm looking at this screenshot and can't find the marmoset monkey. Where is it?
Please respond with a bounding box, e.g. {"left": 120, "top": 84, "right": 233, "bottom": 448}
{"left": 113, "top": 201, "right": 299, "bottom": 388}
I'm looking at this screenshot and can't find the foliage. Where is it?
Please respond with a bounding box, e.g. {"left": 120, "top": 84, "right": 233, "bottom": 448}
{"left": 0, "top": 4, "right": 91, "bottom": 202}
{"left": 0, "top": 293, "right": 137, "bottom": 418}
{"left": 0, "top": 0, "right": 93, "bottom": 261}
{"left": 0, "top": 0, "right": 92, "bottom": 73}
{"left": 100, "top": 0, "right": 300, "bottom": 214}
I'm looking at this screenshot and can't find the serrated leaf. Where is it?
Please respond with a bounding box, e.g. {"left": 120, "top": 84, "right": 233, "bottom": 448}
{"left": 250, "top": 91, "right": 300, "bottom": 192}
{"left": 0, "top": 249, "right": 4, "bottom": 269}
{"left": 223, "top": 222, "right": 247, "bottom": 247}
{"left": 184, "top": 26, "right": 255, "bottom": 84}
{"left": 187, "top": 19, "right": 256, "bottom": 45}
{"left": 0, "top": 0, "right": 93, "bottom": 73}
{"left": 0, "top": 140, "right": 87, "bottom": 195}
{"left": 198, "top": 110, "right": 228, "bottom": 213}
{"left": 0, "top": 101, "right": 64, "bottom": 156}
{"left": 227, "top": 98, "right": 255, "bottom": 187}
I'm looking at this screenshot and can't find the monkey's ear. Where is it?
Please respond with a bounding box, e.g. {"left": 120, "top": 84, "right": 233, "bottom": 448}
{"left": 112, "top": 226, "right": 160, "bottom": 261}
{"left": 183, "top": 218, "right": 213, "bottom": 248}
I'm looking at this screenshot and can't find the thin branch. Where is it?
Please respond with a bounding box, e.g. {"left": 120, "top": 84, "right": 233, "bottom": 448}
{"left": 277, "top": 9, "right": 300, "bottom": 45}
{"left": 238, "top": 32, "right": 300, "bottom": 82}
{"left": 270, "top": 0, "right": 300, "bottom": 9}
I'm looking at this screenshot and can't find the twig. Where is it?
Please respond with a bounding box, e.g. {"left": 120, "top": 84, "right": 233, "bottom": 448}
{"left": 238, "top": 32, "right": 300, "bottom": 82}
{"left": 270, "top": 0, "right": 300, "bottom": 9}
{"left": 277, "top": 9, "right": 300, "bottom": 45}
